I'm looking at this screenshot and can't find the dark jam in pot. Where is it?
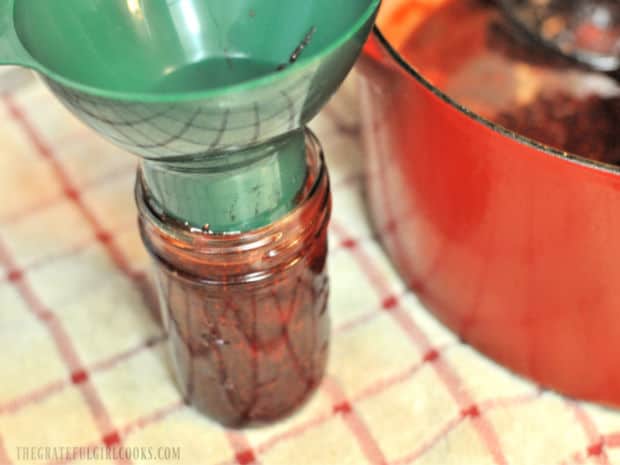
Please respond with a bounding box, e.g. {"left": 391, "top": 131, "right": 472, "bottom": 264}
{"left": 137, "top": 132, "right": 331, "bottom": 427}
{"left": 401, "top": 0, "right": 620, "bottom": 165}
{"left": 495, "top": 92, "right": 620, "bottom": 164}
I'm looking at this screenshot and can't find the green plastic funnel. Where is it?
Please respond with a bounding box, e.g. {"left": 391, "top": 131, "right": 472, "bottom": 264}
{"left": 0, "top": 0, "right": 380, "bottom": 232}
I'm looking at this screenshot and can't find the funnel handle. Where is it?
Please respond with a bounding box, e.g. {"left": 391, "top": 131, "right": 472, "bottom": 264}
{"left": 0, "top": 0, "right": 37, "bottom": 68}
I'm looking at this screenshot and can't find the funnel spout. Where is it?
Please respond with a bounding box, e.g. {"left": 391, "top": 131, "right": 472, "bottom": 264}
{"left": 141, "top": 129, "right": 309, "bottom": 233}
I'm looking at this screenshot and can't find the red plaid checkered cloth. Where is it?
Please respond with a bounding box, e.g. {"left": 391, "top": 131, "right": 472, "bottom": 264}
{"left": 1, "top": 69, "right": 620, "bottom": 465}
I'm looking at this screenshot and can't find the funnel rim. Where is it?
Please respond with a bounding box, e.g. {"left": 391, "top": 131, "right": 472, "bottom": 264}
{"left": 18, "top": 0, "right": 381, "bottom": 103}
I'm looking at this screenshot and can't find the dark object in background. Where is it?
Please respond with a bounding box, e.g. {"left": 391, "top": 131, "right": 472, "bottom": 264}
{"left": 498, "top": 0, "right": 620, "bottom": 73}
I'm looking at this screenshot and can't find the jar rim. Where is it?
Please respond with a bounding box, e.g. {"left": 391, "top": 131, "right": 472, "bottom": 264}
{"left": 136, "top": 128, "right": 330, "bottom": 258}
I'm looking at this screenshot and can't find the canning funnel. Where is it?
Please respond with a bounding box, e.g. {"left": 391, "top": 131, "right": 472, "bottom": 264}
{"left": 0, "top": 0, "right": 380, "bottom": 232}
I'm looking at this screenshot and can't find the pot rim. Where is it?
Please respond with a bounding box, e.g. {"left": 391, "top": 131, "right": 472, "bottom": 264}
{"left": 370, "top": 23, "right": 620, "bottom": 176}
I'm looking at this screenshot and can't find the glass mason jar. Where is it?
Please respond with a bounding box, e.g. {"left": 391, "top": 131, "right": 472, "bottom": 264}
{"left": 136, "top": 130, "right": 331, "bottom": 426}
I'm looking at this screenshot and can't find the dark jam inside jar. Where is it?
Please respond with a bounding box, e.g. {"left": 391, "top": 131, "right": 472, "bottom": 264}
{"left": 401, "top": 0, "right": 620, "bottom": 165}
{"left": 137, "top": 131, "right": 331, "bottom": 427}
{"left": 155, "top": 229, "right": 329, "bottom": 426}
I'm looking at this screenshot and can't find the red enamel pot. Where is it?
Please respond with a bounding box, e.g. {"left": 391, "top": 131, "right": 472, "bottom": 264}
{"left": 358, "top": 0, "right": 620, "bottom": 406}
